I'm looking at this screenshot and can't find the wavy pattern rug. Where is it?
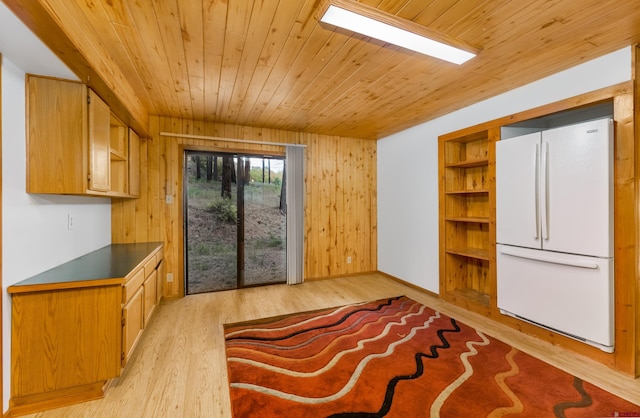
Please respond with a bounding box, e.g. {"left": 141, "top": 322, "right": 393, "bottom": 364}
{"left": 224, "top": 296, "right": 639, "bottom": 417}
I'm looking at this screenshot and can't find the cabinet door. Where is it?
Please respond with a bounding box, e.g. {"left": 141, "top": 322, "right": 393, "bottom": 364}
{"left": 88, "top": 89, "right": 111, "bottom": 192}
{"left": 122, "top": 286, "right": 144, "bottom": 367}
{"left": 129, "top": 128, "right": 141, "bottom": 197}
{"left": 26, "top": 76, "right": 88, "bottom": 194}
{"left": 143, "top": 270, "right": 157, "bottom": 326}
{"left": 156, "top": 260, "right": 164, "bottom": 305}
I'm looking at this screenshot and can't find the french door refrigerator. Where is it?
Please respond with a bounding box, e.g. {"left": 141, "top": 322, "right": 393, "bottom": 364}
{"left": 496, "top": 117, "right": 614, "bottom": 352}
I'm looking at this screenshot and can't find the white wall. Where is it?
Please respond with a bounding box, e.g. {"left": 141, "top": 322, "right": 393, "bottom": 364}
{"left": 1, "top": 8, "right": 113, "bottom": 411}
{"left": 377, "top": 47, "right": 632, "bottom": 293}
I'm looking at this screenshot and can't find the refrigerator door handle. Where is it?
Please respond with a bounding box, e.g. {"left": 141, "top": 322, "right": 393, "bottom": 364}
{"left": 534, "top": 144, "right": 540, "bottom": 239}
{"left": 541, "top": 141, "right": 550, "bottom": 241}
{"left": 499, "top": 246, "right": 599, "bottom": 269}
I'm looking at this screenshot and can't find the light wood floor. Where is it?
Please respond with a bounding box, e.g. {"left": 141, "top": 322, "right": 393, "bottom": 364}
{"left": 22, "top": 273, "right": 640, "bottom": 417}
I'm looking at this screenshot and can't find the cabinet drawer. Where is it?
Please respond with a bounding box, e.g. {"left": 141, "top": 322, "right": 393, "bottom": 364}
{"left": 144, "top": 254, "right": 158, "bottom": 278}
{"left": 156, "top": 248, "right": 164, "bottom": 263}
{"left": 123, "top": 268, "right": 145, "bottom": 304}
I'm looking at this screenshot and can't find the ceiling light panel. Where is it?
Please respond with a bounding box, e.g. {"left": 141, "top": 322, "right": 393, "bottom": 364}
{"left": 319, "top": 2, "right": 477, "bottom": 65}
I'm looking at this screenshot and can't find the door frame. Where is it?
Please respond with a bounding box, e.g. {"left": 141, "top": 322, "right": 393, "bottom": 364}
{"left": 179, "top": 145, "right": 285, "bottom": 295}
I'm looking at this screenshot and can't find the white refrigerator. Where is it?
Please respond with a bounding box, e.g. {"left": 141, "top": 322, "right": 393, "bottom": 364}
{"left": 496, "top": 117, "right": 614, "bottom": 352}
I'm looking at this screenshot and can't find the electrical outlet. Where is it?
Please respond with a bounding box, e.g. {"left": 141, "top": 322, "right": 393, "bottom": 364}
{"left": 165, "top": 195, "right": 174, "bottom": 204}
{"left": 347, "top": 256, "right": 352, "bottom": 264}
{"left": 166, "top": 273, "right": 174, "bottom": 282}
{"left": 67, "top": 214, "right": 74, "bottom": 230}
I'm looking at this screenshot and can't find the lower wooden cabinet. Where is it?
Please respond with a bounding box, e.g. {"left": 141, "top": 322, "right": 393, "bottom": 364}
{"left": 121, "top": 250, "right": 162, "bottom": 368}
{"left": 8, "top": 243, "right": 164, "bottom": 416}
{"left": 10, "top": 285, "right": 122, "bottom": 415}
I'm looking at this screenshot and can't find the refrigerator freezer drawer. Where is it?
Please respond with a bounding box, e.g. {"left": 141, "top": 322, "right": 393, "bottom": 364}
{"left": 497, "top": 244, "right": 613, "bottom": 351}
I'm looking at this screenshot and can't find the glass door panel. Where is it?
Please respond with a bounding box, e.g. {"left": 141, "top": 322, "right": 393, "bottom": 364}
{"left": 185, "top": 152, "right": 238, "bottom": 294}
{"left": 239, "top": 156, "right": 287, "bottom": 286}
{"left": 184, "top": 151, "right": 286, "bottom": 294}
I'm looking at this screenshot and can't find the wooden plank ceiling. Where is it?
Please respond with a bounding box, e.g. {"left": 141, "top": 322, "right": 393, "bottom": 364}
{"left": 5, "top": 0, "right": 640, "bottom": 139}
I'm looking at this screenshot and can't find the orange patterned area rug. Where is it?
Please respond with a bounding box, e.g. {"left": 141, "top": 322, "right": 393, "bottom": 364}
{"left": 224, "top": 296, "right": 639, "bottom": 417}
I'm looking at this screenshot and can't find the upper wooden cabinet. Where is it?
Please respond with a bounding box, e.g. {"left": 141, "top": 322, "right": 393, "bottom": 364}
{"left": 26, "top": 75, "right": 140, "bottom": 198}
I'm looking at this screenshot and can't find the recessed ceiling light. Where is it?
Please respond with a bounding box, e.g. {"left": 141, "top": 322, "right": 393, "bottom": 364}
{"left": 319, "top": 2, "right": 478, "bottom": 65}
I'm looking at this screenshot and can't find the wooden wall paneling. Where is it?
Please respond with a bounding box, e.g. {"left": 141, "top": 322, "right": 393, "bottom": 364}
{"left": 1, "top": 52, "right": 3, "bottom": 409}
{"left": 156, "top": 117, "right": 168, "bottom": 250}
{"left": 111, "top": 199, "right": 124, "bottom": 242}
{"left": 362, "top": 139, "right": 375, "bottom": 271}
{"left": 315, "top": 136, "right": 330, "bottom": 277}
{"left": 111, "top": 198, "right": 136, "bottom": 243}
{"left": 343, "top": 136, "right": 355, "bottom": 272}
{"left": 368, "top": 139, "right": 378, "bottom": 269}
{"left": 355, "top": 138, "right": 369, "bottom": 271}
{"left": 303, "top": 131, "right": 315, "bottom": 273}
{"left": 134, "top": 136, "right": 149, "bottom": 242}
{"left": 158, "top": 117, "right": 171, "bottom": 296}
{"left": 304, "top": 134, "right": 318, "bottom": 277}
{"left": 147, "top": 125, "right": 162, "bottom": 243}
{"left": 324, "top": 136, "right": 336, "bottom": 275}
{"left": 354, "top": 138, "right": 372, "bottom": 272}
{"left": 336, "top": 137, "right": 347, "bottom": 273}
{"left": 613, "top": 92, "right": 636, "bottom": 375}
{"left": 634, "top": 44, "right": 640, "bottom": 376}
{"left": 328, "top": 136, "right": 339, "bottom": 275}
{"left": 113, "top": 118, "right": 377, "bottom": 297}
{"left": 170, "top": 124, "right": 187, "bottom": 297}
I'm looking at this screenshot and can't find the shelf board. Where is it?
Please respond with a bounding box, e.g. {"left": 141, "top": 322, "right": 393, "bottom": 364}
{"left": 445, "top": 247, "right": 490, "bottom": 260}
{"left": 110, "top": 149, "right": 127, "bottom": 161}
{"left": 444, "top": 158, "right": 489, "bottom": 168}
{"left": 445, "top": 216, "right": 490, "bottom": 224}
{"left": 444, "top": 130, "right": 488, "bottom": 144}
{"left": 445, "top": 189, "right": 489, "bottom": 195}
{"left": 446, "top": 288, "right": 490, "bottom": 308}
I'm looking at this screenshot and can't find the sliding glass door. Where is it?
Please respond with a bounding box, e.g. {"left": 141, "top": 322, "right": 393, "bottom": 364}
{"left": 184, "top": 151, "right": 286, "bottom": 294}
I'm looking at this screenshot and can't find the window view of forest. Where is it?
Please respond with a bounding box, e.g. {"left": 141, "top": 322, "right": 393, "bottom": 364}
{"left": 185, "top": 153, "right": 286, "bottom": 294}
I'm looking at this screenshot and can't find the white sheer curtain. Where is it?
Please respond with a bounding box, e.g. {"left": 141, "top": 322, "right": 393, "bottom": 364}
{"left": 286, "top": 146, "right": 305, "bottom": 285}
